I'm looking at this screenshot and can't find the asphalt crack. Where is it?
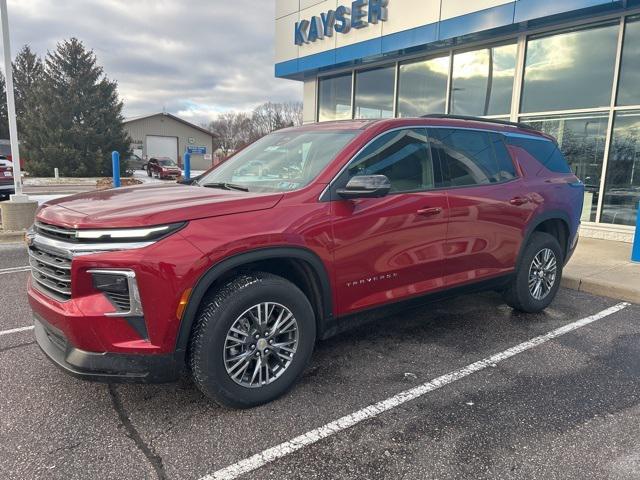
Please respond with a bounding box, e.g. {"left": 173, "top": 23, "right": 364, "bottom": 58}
{"left": 48, "top": 441, "right": 82, "bottom": 455}
{"left": 108, "top": 384, "right": 168, "bottom": 480}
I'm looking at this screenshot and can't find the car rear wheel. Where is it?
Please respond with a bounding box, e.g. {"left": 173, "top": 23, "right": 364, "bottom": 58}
{"left": 502, "top": 232, "right": 563, "bottom": 313}
{"left": 188, "top": 272, "right": 316, "bottom": 408}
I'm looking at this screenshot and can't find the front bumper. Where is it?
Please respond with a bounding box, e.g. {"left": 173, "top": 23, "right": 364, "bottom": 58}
{"left": 34, "top": 314, "right": 182, "bottom": 383}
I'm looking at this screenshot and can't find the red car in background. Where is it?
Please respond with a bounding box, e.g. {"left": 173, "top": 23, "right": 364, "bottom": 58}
{"left": 146, "top": 157, "right": 182, "bottom": 180}
{"left": 0, "top": 156, "right": 15, "bottom": 199}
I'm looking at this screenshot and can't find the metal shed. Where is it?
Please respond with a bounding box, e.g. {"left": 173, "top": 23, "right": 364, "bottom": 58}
{"left": 124, "top": 112, "right": 216, "bottom": 171}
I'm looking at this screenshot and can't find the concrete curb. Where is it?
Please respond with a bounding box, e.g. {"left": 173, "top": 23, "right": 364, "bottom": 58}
{"left": 562, "top": 274, "right": 640, "bottom": 305}
{"left": 0, "top": 230, "right": 26, "bottom": 244}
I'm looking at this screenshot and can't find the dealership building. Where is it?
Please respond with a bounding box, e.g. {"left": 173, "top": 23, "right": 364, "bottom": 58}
{"left": 275, "top": 0, "right": 640, "bottom": 241}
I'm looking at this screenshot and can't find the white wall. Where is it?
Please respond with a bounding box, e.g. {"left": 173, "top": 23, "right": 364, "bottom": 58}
{"left": 275, "top": 0, "right": 520, "bottom": 65}
{"left": 302, "top": 78, "right": 318, "bottom": 124}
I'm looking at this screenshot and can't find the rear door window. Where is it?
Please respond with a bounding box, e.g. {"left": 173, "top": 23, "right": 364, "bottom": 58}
{"left": 490, "top": 133, "right": 518, "bottom": 181}
{"left": 429, "top": 128, "right": 517, "bottom": 187}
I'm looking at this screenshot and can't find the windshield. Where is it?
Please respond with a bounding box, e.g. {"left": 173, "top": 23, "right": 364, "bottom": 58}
{"left": 198, "top": 130, "right": 357, "bottom": 193}
{"left": 159, "top": 159, "right": 177, "bottom": 167}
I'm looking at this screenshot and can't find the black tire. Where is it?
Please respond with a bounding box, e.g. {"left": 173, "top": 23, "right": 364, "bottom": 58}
{"left": 188, "top": 272, "right": 316, "bottom": 408}
{"left": 502, "top": 232, "right": 563, "bottom": 313}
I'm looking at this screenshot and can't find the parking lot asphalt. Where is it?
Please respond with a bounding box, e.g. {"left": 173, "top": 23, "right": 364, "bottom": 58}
{"left": 1, "top": 241, "right": 639, "bottom": 480}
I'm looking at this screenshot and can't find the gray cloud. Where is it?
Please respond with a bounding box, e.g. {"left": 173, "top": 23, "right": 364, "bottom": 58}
{"left": 6, "top": 0, "right": 303, "bottom": 124}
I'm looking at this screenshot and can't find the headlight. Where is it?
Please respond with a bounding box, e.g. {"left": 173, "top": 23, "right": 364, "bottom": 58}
{"left": 75, "top": 222, "right": 185, "bottom": 242}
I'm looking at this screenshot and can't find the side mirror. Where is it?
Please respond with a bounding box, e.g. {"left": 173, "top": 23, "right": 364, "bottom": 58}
{"left": 336, "top": 175, "right": 392, "bottom": 199}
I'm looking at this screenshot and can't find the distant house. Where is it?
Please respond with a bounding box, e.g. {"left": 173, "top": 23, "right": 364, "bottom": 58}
{"left": 123, "top": 113, "right": 216, "bottom": 171}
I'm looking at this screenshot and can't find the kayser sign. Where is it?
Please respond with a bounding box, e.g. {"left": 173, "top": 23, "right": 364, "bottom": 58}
{"left": 295, "top": 0, "right": 389, "bottom": 45}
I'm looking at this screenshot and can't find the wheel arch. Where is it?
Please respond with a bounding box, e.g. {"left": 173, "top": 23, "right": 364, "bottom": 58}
{"left": 174, "top": 247, "right": 334, "bottom": 362}
{"left": 518, "top": 211, "right": 572, "bottom": 266}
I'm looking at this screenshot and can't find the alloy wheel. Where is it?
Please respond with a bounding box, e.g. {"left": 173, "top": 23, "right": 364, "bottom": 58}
{"left": 528, "top": 248, "right": 557, "bottom": 301}
{"left": 223, "top": 302, "right": 299, "bottom": 388}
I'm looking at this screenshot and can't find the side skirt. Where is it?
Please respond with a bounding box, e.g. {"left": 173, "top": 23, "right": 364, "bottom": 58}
{"left": 319, "top": 274, "right": 513, "bottom": 340}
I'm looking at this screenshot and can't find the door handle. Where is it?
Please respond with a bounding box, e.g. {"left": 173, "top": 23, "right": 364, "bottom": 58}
{"left": 509, "top": 197, "right": 530, "bottom": 206}
{"left": 417, "top": 207, "right": 443, "bottom": 217}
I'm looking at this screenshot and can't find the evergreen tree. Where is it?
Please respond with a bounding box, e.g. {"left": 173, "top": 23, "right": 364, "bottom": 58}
{"left": 0, "top": 73, "right": 9, "bottom": 139}
{"left": 13, "top": 45, "right": 44, "bottom": 132}
{"left": 22, "top": 38, "right": 130, "bottom": 177}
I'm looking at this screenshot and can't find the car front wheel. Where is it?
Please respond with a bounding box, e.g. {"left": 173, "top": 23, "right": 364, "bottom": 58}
{"left": 502, "top": 232, "right": 563, "bottom": 313}
{"left": 189, "top": 272, "right": 316, "bottom": 408}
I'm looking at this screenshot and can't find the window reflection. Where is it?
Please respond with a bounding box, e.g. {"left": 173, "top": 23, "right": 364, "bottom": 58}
{"left": 354, "top": 66, "right": 395, "bottom": 119}
{"left": 525, "top": 113, "right": 609, "bottom": 222}
{"left": 602, "top": 111, "right": 640, "bottom": 226}
{"left": 318, "top": 73, "right": 352, "bottom": 122}
{"left": 349, "top": 129, "right": 436, "bottom": 192}
{"left": 522, "top": 24, "right": 618, "bottom": 113}
{"left": 617, "top": 16, "right": 640, "bottom": 106}
{"left": 397, "top": 56, "right": 449, "bottom": 117}
{"left": 451, "top": 43, "right": 516, "bottom": 116}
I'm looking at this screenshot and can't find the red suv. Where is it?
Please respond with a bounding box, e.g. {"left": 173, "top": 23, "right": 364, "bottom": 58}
{"left": 27, "top": 116, "right": 584, "bottom": 408}
{"left": 146, "top": 157, "right": 182, "bottom": 179}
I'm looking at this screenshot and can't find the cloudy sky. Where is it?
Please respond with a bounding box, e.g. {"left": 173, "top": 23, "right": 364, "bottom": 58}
{"left": 6, "top": 0, "right": 302, "bottom": 124}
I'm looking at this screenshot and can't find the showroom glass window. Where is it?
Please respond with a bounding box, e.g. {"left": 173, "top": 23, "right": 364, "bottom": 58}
{"left": 521, "top": 23, "right": 619, "bottom": 113}
{"left": 347, "top": 128, "right": 439, "bottom": 192}
{"left": 354, "top": 66, "right": 395, "bottom": 119}
{"left": 450, "top": 43, "right": 517, "bottom": 117}
{"left": 318, "top": 73, "right": 353, "bottom": 122}
{"left": 524, "top": 113, "right": 609, "bottom": 222}
{"left": 397, "top": 55, "right": 450, "bottom": 117}
{"left": 602, "top": 111, "right": 640, "bottom": 226}
{"left": 617, "top": 16, "right": 640, "bottom": 106}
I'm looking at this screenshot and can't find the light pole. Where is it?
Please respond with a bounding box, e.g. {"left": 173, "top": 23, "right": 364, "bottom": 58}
{"left": 0, "top": 0, "right": 25, "bottom": 201}
{"left": 0, "top": 0, "right": 36, "bottom": 233}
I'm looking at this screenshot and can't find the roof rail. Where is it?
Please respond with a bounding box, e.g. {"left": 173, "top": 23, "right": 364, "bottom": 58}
{"left": 420, "top": 114, "right": 540, "bottom": 133}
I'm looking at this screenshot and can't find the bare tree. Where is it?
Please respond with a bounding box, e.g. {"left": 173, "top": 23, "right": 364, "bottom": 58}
{"left": 251, "top": 101, "right": 302, "bottom": 137}
{"left": 209, "top": 111, "right": 252, "bottom": 156}
{"left": 281, "top": 101, "right": 303, "bottom": 127}
{"left": 208, "top": 101, "right": 303, "bottom": 157}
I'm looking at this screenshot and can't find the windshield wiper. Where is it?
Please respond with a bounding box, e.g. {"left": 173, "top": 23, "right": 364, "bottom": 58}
{"left": 202, "top": 182, "right": 250, "bottom": 192}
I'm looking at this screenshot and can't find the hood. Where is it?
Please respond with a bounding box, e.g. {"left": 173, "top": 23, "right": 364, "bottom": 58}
{"left": 37, "top": 183, "right": 284, "bottom": 228}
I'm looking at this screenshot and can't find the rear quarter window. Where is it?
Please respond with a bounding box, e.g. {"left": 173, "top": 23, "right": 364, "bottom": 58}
{"left": 506, "top": 135, "right": 572, "bottom": 174}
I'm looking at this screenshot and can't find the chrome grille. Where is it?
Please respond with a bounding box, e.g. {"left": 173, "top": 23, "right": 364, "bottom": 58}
{"left": 35, "top": 221, "right": 78, "bottom": 242}
{"left": 29, "top": 245, "right": 72, "bottom": 301}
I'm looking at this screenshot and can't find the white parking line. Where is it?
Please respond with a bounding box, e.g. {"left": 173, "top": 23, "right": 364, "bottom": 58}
{"left": 0, "top": 325, "right": 34, "bottom": 337}
{"left": 0, "top": 266, "right": 30, "bottom": 275}
{"left": 202, "top": 302, "right": 630, "bottom": 480}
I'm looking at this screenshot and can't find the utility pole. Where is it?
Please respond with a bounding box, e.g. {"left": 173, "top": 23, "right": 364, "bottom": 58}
{"left": 0, "top": 0, "right": 25, "bottom": 200}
